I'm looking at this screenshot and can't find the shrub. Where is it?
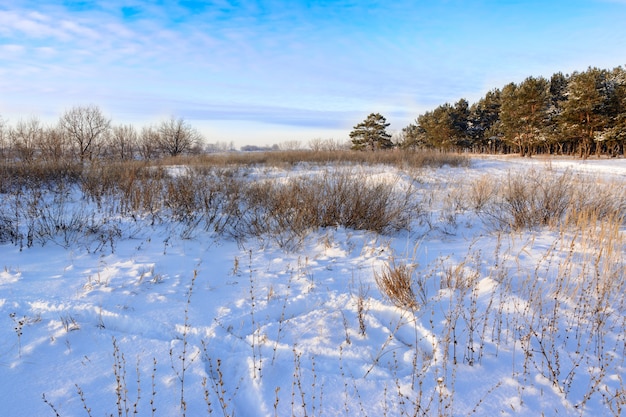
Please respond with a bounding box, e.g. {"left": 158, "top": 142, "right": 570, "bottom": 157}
{"left": 231, "top": 168, "right": 418, "bottom": 248}
{"left": 374, "top": 259, "right": 419, "bottom": 310}
{"left": 479, "top": 169, "right": 626, "bottom": 231}
{"left": 479, "top": 169, "right": 571, "bottom": 230}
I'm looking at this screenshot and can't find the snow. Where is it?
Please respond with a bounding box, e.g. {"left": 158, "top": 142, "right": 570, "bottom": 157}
{"left": 1, "top": 155, "right": 625, "bottom": 416}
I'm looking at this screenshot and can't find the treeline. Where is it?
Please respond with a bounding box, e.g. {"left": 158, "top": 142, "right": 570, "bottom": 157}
{"left": 4, "top": 66, "right": 625, "bottom": 162}
{"left": 0, "top": 104, "right": 207, "bottom": 163}
{"left": 400, "top": 66, "right": 626, "bottom": 158}
{"left": 0, "top": 105, "right": 347, "bottom": 164}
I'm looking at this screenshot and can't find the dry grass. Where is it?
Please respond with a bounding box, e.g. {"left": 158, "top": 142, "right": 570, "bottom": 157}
{"left": 477, "top": 169, "right": 626, "bottom": 231}
{"left": 0, "top": 159, "right": 82, "bottom": 193}
{"left": 0, "top": 149, "right": 464, "bottom": 247}
{"left": 468, "top": 174, "right": 497, "bottom": 210}
{"left": 226, "top": 169, "right": 418, "bottom": 249}
{"left": 0, "top": 156, "right": 424, "bottom": 250}
{"left": 374, "top": 259, "right": 419, "bottom": 310}
{"left": 162, "top": 149, "right": 469, "bottom": 170}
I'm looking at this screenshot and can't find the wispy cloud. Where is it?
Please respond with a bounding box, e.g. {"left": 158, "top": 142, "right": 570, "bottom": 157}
{"left": 0, "top": 10, "right": 60, "bottom": 39}
{"left": 0, "top": 43, "right": 25, "bottom": 54}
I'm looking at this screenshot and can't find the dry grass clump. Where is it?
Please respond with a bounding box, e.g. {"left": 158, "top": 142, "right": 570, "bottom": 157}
{"left": 79, "top": 160, "right": 157, "bottom": 197}
{"left": 374, "top": 260, "right": 419, "bottom": 310}
{"left": 166, "top": 168, "right": 248, "bottom": 235}
{"left": 468, "top": 174, "right": 497, "bottom": 210}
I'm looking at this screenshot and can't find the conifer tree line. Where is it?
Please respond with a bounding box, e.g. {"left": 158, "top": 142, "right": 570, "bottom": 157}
{"left": 399, "top": 66, "right": 626, "bottom": 158}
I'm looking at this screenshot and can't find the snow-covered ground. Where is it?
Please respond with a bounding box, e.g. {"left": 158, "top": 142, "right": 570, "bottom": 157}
{"left": 1, "top": 156, "right": 625, "bottom": 416}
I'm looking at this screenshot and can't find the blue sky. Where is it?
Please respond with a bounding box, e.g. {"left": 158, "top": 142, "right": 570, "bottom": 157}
{"left": 1, "top": 0, "right": 625, "bottom": 146}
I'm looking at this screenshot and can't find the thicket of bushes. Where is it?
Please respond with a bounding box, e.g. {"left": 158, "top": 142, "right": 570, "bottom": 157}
{"left": 1, "top": 152, "right": 624, "bottom": 254}
{"left": 0, "top": 151, "right": 463, "bottom": 251}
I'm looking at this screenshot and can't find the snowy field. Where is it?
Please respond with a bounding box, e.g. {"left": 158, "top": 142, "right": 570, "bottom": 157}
{"left": 1, "top": 155, "right": 625, "bottom": 416}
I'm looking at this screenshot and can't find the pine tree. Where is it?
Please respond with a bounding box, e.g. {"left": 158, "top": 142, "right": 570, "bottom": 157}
{"left": 417, "top": 104, "right": 455, "bottom": 149}
{"left": 399, "top": 123, "right": 426, "bottom": 149}
{"left": 468, "top": 89, "right": 502, "bottom": 151}
{"left": 450, "top": 99, "right": 470, "bottom": 148}
{"left": 350, "top": 113, "right": 393, "bottom": 150}
{"left": 602, "top": 66, "right": 626, "bottom": 155}
{"left": 500, "top": 76, "right": 549, "bottom": 156}
{"left": 414, "top": 100, "right": 471, "bottom": 150}
{"left": 560, "top": 68, "right": 607, "bottom": 158}
{"left": 546, "top": 72, "right": 569, "bottom": 154}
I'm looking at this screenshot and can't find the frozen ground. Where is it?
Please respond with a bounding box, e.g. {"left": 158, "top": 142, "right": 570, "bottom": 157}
{"left": 1, "top": 155, "right": 625, "bottom": 416}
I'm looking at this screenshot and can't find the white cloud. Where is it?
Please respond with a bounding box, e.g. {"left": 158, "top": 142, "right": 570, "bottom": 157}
{"left": 103, "top": 22, "right": 137, "bottom": 39}
{"left": 0, "top": 44, "right": 26, "bottom": 54}
{"left": 59, "top": 19, "right": 101, "bottom": 40}
{"left": 0, "top": 10, "right": 75, "bottom": 41}
{"left": 26, "top": 11, "right": 50, "bottom": 21}
{"left": 35, "top": 46, "right": 57, "bottom": 57}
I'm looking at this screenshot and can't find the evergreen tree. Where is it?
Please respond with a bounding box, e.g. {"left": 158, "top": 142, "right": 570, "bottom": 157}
{"left": 560, "top": 68, "right": 607, "bottom": 158}
{"left": 549, "top": 72, "right": 569, "bottom": 108}
{"left": 588, "top": 66, "right": 626, "bottom": 156}
{"left": 399, "top": 123, "right": 426, "bottom": 149}
{"left": 409, "top": 64, "right": 625, "bottom": 157}
{"left": 350, "top": 113, "right": 393, "bottom": 150}
{"left": 417, "top": 104, "right": 452, "bottom": 149}
{"left": 610, "top": 66, "right": 626, "bottom": 155}
{"left": 415, "top": 111, "right": 434, "bottom": 148}
{"left": 415, "top": 99, "right": 471, "bottom": 150}
{"left": 468, "top": 89, "right": 502, "bottom": 152}
{"left": 500, "top": 76, "right": 549, "bottom": 156}
{"left": 450, "top": 99, "right": 470, "bottom": 148}
{"left": 546, "top": 72, "right": 570, "bottom": 154}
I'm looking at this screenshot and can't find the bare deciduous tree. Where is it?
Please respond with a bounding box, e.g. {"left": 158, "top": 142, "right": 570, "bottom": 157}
{"left": 156, "top": 117, "right": 202, "bottom": 157}
{"left": 309, "top": 137, "right": 347, "bottom": 151}
{"left": 138, "top": 126, "right": 160, "bottom": 160}
{"left": 205, "top": 140, "right": 235, "bottom": 153}
{"left": 10, "top": 117, "right": 44, "bottom": 162}
{"left": 59, "top": 105, "right": 111, "bottom": 161}
{"left": 110, "top": 124, "right": 138, "bottom": 161}
{"left": 278, "top": 140, "right": 303, "bottom": 151}
{"left": 38, "top": 126, "right": 68, "bottom": 163}
{"left": 0, "top": 116, "right": 7, "bottom": 160}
